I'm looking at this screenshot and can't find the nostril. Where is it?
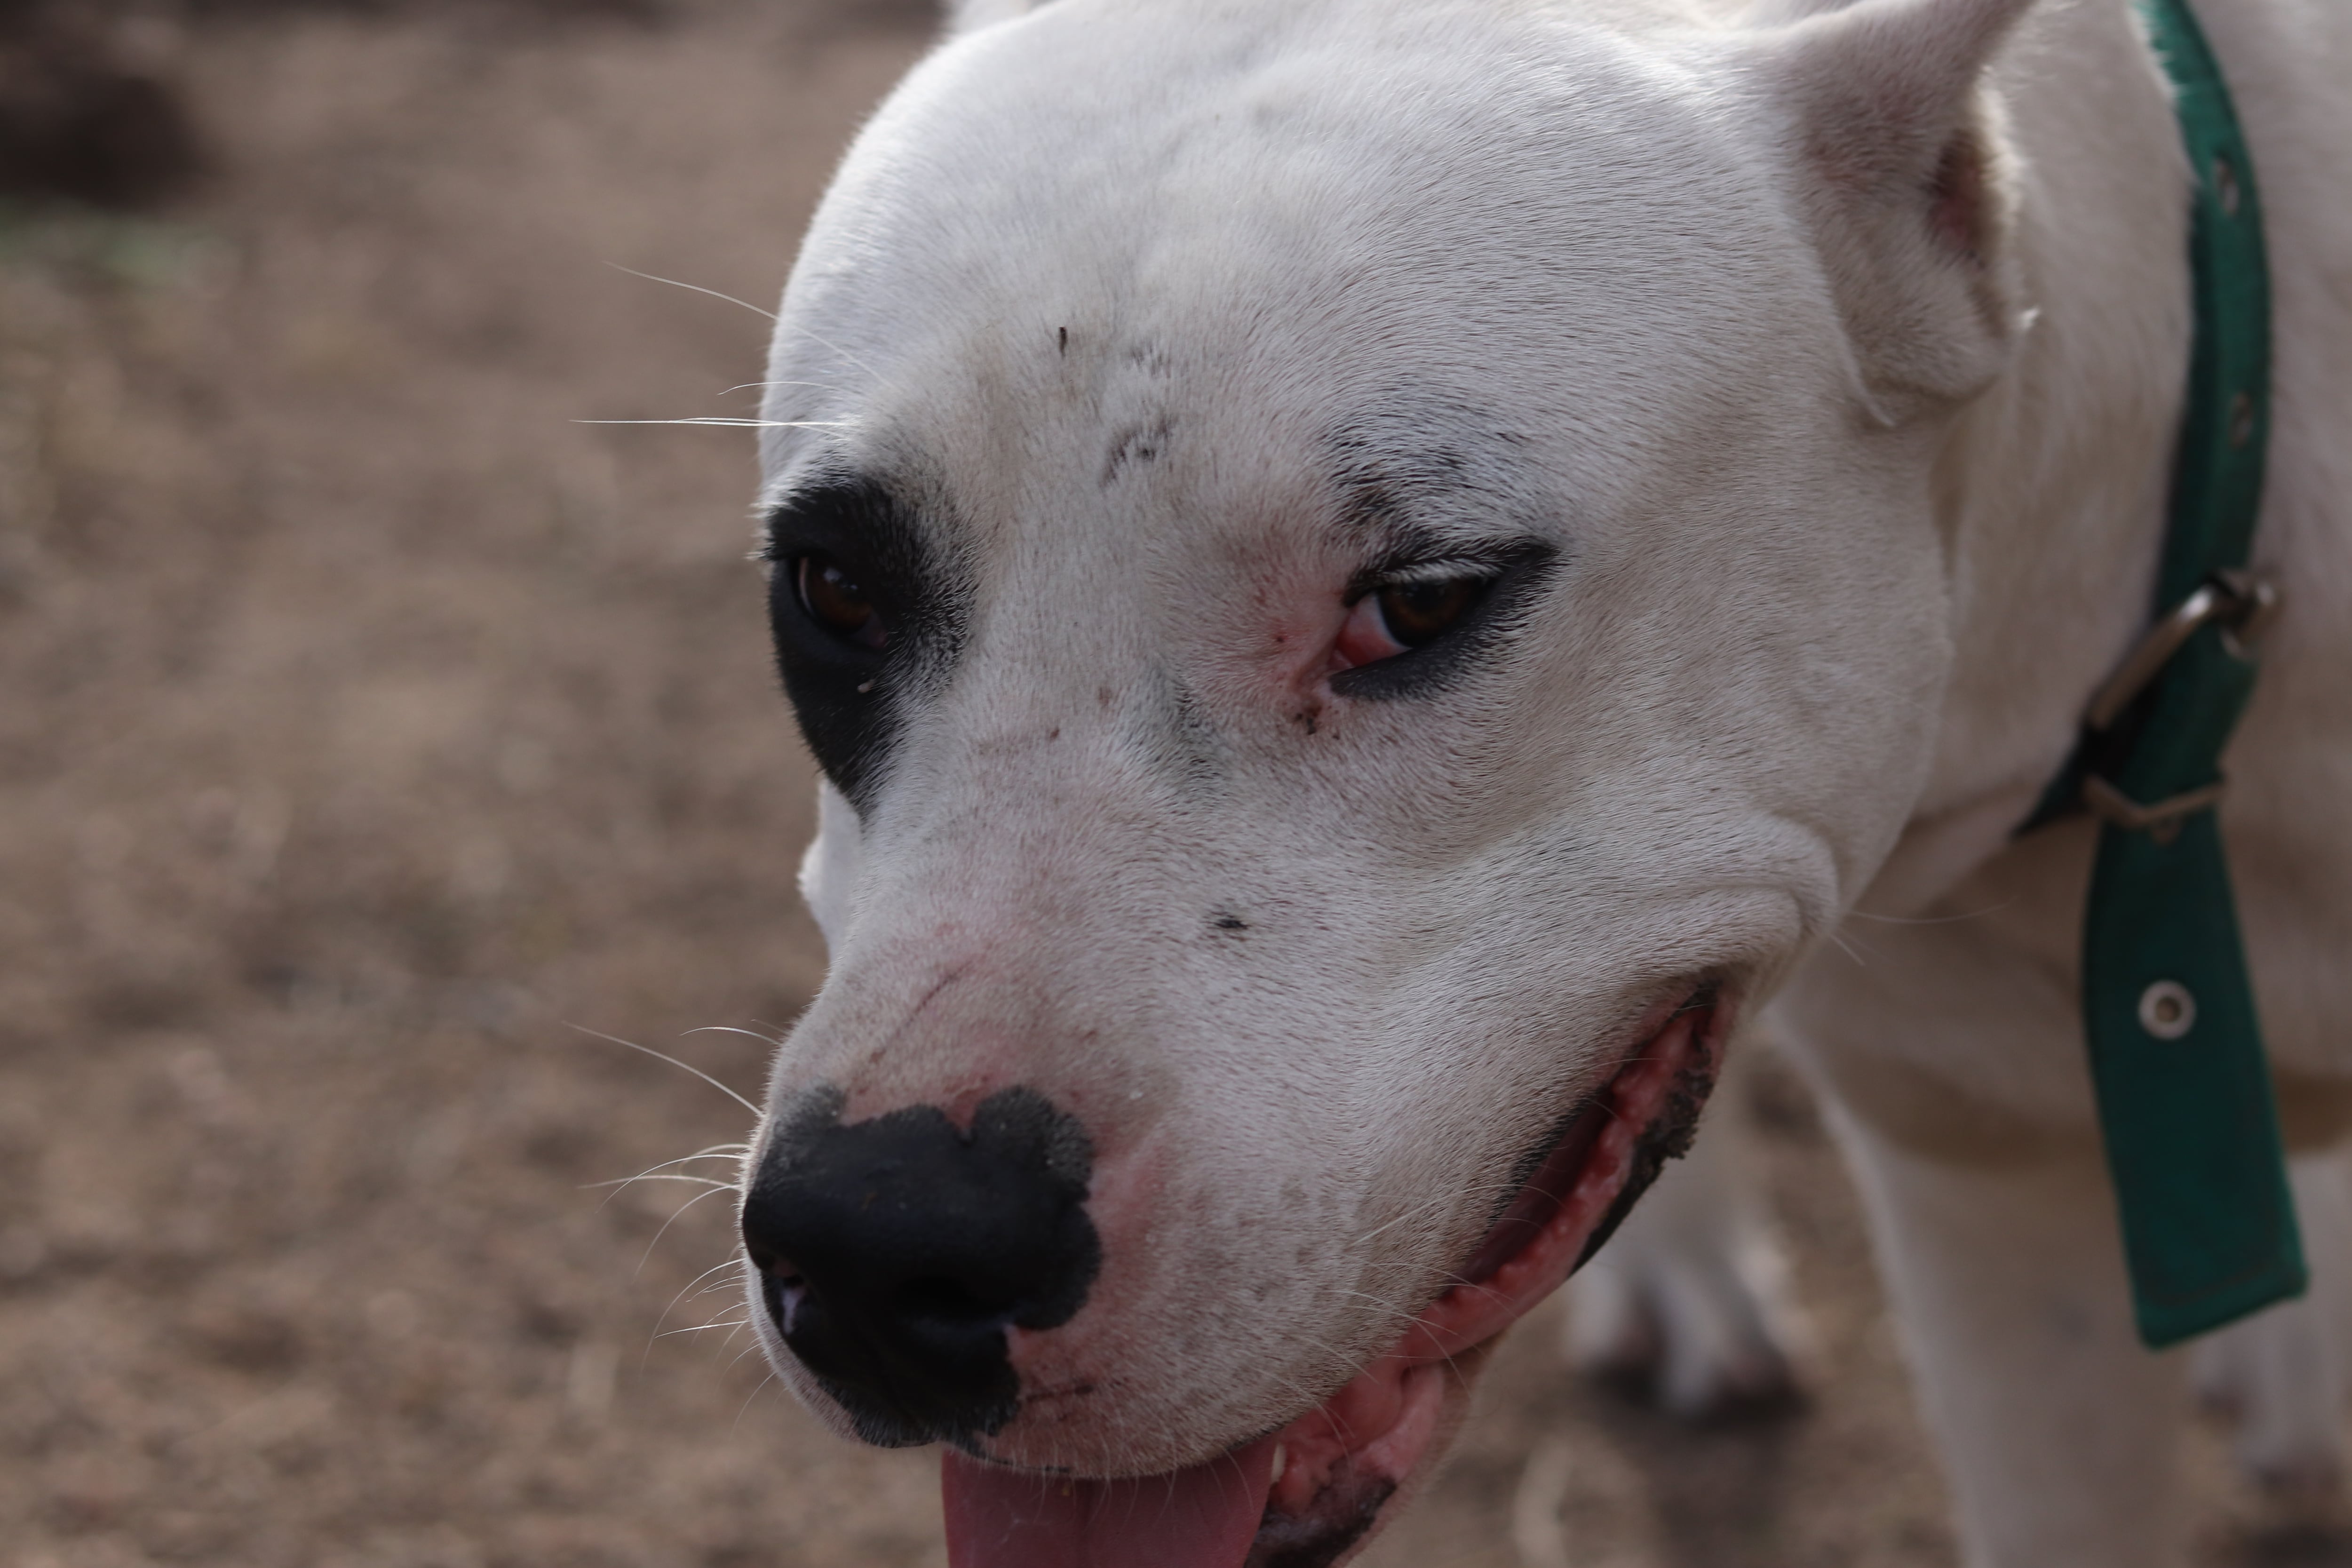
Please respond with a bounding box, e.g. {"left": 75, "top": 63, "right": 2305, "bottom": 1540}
{"left": 743, "top": 1247, "right": 809, "bottom": 1333}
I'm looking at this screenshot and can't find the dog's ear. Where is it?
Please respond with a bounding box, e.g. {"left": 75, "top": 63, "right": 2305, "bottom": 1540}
{"left": 1755, "top": 0, "right": 2037, "bottom": 416}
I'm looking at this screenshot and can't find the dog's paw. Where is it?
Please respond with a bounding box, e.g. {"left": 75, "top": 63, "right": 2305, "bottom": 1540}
{"left": 1566, "top": 1234, "right": 1804, "bottom": 1420}
{"left": 2192, "top": 1151, "right": 2352, "bottom": 1500}
{"left": 1562, "top": 1121, "right": 1805, "bottom": 1421}
{"left": 2194, "top": 1299, "right": 2346, "bottom": 1500}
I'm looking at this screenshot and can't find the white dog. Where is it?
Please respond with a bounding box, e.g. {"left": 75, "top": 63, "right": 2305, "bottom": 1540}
{"left": 729, "top": 0, "right": 2352, "bottom": 1561}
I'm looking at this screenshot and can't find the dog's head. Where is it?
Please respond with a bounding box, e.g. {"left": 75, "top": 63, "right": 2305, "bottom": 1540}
{"left": 737, "top": 0, "right": 2032, "bottom": 1559}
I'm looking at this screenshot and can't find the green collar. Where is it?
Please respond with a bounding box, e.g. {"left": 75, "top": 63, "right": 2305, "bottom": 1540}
{"left": 2026, "top": 0, "right": 2299, "bottom": 1348}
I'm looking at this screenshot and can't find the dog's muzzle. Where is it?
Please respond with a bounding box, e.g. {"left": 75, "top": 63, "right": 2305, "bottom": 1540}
{"left": 739, "top": 1084, "right": 1101, "bottom": 1447}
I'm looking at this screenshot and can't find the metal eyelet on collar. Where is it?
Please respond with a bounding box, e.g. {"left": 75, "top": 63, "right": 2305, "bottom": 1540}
{"left": 2138, "top": 980, "right": 2198, "bottom": 1041}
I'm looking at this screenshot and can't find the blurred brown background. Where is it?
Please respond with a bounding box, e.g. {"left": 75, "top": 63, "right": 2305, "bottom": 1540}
{"left": 0, "top": 3, "right": 2328, "bottom": 1564}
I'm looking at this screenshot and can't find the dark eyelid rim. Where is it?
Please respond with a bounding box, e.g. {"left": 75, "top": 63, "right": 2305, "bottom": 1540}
{"left": 1329, "top": 535, "right": 1560, "bottom": 699}
{"left": 758, "top": 468, "right": 906, "bottom": 558}
{"left": 1344, "top": 534, "right": 1553, "bottom": 602}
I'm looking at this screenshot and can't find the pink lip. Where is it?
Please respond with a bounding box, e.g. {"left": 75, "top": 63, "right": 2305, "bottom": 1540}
{"left": 944, "top": 990, "right": 1731, "bottom": 1568}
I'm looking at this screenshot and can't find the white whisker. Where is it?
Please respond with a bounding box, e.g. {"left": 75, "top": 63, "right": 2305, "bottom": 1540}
{"left": 574, "top": 417, "right": 855, "bottom": 429}
{"left": 635, "top": 1182, "right": 741, "bottom": 1276}
{"left": 685, "top": 1023, "right": 791, "bottom": 1051}
{"left": 657, "top": 1317, "right": 750, "bottom": 1339}
{"left": 568, "top": 1024, "right": 762, "bottom": 1117}
{"left": 590, "top": 1144, "right": 753, "bottom": 1210}
{"left": 718, "top": 379, "right": 843, "bottom": 398}
{"left": 772, "top": 320, "right": 884, "bottom": 385}
{"left": 646, "top": 1258, "right": 751, "bottom": 1365}
{"left": 1330, "top": 1287, "right": 1424, "bottom": 1334}
{"left": 1846, "top": 899, "right": 2014, "bottom": 925}
{"left": 606, "top": 262, "right": 776, "bottom": 320}
{"left": 586, "top": 1172, "right": 734, "bottom": 1192}
{"left": 732, "top": 1370, "right": 780, "bottom": 1434}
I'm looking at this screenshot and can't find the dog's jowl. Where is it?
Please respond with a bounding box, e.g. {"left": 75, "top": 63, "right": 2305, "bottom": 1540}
{"left": 724, "top": 0, "right": 2352, "bottom": 1563}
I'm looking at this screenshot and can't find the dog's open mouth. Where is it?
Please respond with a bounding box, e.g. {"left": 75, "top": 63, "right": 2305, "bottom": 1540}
{"left": 939, "top": 989, "right": 1728, "bottom": 1568}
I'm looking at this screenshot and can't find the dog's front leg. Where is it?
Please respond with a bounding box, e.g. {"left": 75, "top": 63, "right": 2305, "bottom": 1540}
{"left": 1835, "top": 1125, "right": 2188, "bottom": 1568}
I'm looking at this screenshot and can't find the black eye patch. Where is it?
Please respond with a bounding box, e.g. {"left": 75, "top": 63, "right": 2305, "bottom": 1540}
{"left": 761, "top": 473, "right": 964, "bottom": 811}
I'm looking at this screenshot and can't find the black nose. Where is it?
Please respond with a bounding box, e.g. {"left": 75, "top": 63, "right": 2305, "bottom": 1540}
{"left": 740, "top": 1084, "right": 1101, "bottom": 1447}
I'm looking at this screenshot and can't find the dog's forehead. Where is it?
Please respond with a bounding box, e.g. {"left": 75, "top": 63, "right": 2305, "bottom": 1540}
{"left": 760, "top": 0, "right": 1829, "bottom": 520}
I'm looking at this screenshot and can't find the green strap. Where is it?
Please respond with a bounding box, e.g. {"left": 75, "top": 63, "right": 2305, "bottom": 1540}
{"left": 2066, "top": 0, "right": 2301, "bottom": 1348}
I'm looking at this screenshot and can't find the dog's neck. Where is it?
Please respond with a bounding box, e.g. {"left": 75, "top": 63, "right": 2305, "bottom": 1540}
{"left": 1870, "top": 0, "right": 2193, "bottom": 910}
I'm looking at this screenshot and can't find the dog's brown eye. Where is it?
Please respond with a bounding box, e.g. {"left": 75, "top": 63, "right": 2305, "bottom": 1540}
{"left": 1332, "top": 570, "right": 1494, "bottom": 672}
{"left": 1375, "top": 578, "right": 1483, "bottom": 648}
{"left": 795, "top": 555, "right": 888, "bottom": 651}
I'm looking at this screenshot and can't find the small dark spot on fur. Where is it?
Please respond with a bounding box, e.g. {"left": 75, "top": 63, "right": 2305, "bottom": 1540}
{"left": 1212, "top": 913, "right": 1248, "bottom": 931}
{"left": 1102, "top": 419, "right": 1172, "bottom": 485}
{"left": 1057, "top": 325, "right": 1068, "bottom": 355}
{"left": 1154, "top": 673, "right": 1222, "bottom": 792}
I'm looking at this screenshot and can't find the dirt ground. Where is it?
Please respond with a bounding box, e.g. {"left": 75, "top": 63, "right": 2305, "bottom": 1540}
{"left": 0, "top": 4, "right": 2343, "bottom": 1566}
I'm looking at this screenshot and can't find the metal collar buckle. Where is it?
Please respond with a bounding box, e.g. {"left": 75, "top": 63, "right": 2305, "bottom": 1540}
{"left": 2079, "top": 570, "right": 2280, "bottom": 843}
{"left": 2084, "top": 570, "right": 2280, "bottom": 731}
{"left": 2083, "top": 774, "right": 2226, "bottom": 844}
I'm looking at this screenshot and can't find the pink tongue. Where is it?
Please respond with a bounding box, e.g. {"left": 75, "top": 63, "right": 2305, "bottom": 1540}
{"left": 942, "top": 1438, "right": 1279, "bottom": 1568}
